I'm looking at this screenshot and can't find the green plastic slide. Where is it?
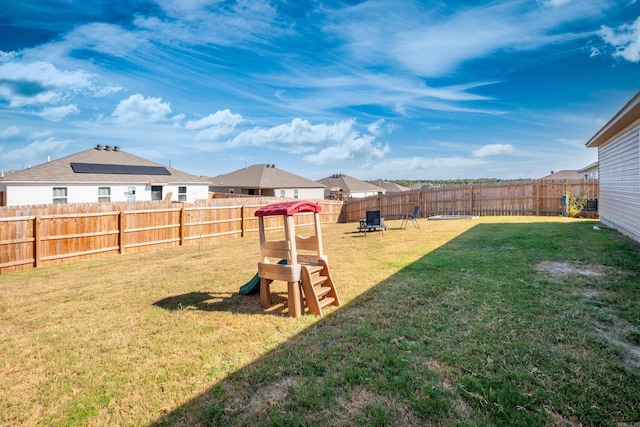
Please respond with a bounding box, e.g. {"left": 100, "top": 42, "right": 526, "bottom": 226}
{"left": 238, "top": 259, "right": 287, "bottom": 295}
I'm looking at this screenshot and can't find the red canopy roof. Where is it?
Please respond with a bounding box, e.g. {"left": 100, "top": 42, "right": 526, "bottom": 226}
{"left": 255, "top": 201, "right": 322, "bottom": 217}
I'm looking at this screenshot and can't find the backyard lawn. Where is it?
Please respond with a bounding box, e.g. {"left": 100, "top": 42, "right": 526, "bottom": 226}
{"left": 1, "top": 216, "right": 639, "bottom": 426}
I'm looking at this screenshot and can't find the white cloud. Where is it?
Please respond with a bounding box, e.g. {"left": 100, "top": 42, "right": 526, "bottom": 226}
{"left": 226, "top": 117, "right": 390, "bottom": 164}
{"left": 185, "top": 109, "right": 244, "bottom": 140}
{"left": 231, "top": 118, "right": 356, "bottom": 152}
{"left": 367, "top": 119, "right": 388, "bottom": 136}
{"left": 599, "top": 16, "right": 640, "bottom": 62}
{"left": 0, "top": 126, "right": 20, "bottom": 139}
{"left": 304, "top": 134, "right": 389, "bottom": 164}
{"left": 40, "top": 104, "right": 80, "bottom": 122}
{"left": 92, "top": 85, "right": 124, "bottom": 97}
{"left": 0, "top": 60, "right": 93, "bottom": 107}
{"left": 185, "top": 110, "right": 244, "bottom": 129}
{"left": 472, "top": 144, "right": 514, "bottom": 157}
{"left": 111, "top": 94, "right": 172, "bottom": 126}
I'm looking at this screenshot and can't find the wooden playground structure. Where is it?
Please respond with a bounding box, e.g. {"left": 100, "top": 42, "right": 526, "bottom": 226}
{"left": 255, "top": 201, "right": 340, "bottom": 318}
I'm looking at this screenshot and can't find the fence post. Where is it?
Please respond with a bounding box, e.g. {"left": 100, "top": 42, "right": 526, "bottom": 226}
{"left": 469, "top": 186, "right": 474, "bottom": 216}
{"left": 118, "top": 211, "right": 125, "bottom": 254}
{"left": 179, "top": 207, "right": 186, "bottom": 245}
{"left": 34, "top": 216, "right": 41, "bottom": 268}
{"left": 241, "top": 205, "right": 246, "bottom": 237}
{"left": 535, "top": 181, "right": 540, "bottom": 216}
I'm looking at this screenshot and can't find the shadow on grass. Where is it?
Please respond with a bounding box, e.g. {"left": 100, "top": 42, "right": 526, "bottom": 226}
{"left": 153, "top": 291, "right": 289, "bottom": 315}
{"left": 152, "top": 220, "right": 640, "bottom": 426}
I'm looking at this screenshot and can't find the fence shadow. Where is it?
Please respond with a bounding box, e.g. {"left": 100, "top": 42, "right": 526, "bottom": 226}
{"left": 149, "top": 219, "right": 640, "bottom": 426}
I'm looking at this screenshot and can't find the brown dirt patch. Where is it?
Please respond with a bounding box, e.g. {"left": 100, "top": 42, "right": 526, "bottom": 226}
{"left": 535, "top": 261, "right": 609, "bottom": 277}
{"left": 336, "top": 386, "right": 420, "bottom": 426}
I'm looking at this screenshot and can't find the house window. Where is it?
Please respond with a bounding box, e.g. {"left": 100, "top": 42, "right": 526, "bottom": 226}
{"left": 98, "top": 187, "right": 111, "bottom": 202}
{"left": 151, "top": 186, "right": 162, "bottom": 201}
{"left": 178, "top": 186, "right": 187, "bottom": 202}
{"left": 126, "top": 186, "right": 136, "bottom": 202}
{"left": 294, "top": 189, "right": 299, "bottom": 199}
{"left": 53, "top": 187, "right": 67, "bottom": 204}
{"left": 280, "top": 189, "right": 285, "bottom": 197}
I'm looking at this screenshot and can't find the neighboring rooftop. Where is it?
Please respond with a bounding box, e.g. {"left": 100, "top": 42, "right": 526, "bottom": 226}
{"left": 209, "top": 164, "right": 324, "bottom": 189}
{"left": 370, "top": 179, "right": 410, "bottom": 193}
{"left": 317, "top": 174, "right": 386, "bottom": 195}
{"left": 540, "top": 170, "right": 582, "bottom": 180}
{"left": 0, "top": 145, "right": 210, "bottom": 184}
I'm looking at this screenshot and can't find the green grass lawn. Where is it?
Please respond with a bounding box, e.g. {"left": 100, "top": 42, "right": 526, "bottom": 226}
{"left": 1, "top": 216, "right": 639, "bottom": 426}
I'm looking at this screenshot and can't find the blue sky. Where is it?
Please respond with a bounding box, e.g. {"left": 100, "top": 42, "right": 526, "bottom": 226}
{"left": 1, "top": 0, "right": 639, "bottom": 181}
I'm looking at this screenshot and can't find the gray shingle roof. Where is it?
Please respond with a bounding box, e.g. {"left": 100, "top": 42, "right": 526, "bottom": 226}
{"left": 317, "top": 174, "right": 385, "bottom": 193}
{"left": 371, "top": 179, "right": 410, "bottom": 192}
{"left": 0, "top": 146, "right": 211, "bottom": 184}
{"left": 209, "top": 164, "right": 324, "bottom": 189}
{"left": 540, "top": 170, "right": 582, "bottom": 180}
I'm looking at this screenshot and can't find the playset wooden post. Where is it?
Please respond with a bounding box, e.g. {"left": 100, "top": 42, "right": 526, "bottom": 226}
{"left": 255, "top": 201, "right": 340, "bottom": 318}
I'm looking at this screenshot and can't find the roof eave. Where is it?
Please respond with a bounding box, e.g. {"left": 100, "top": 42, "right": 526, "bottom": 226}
{"left": 586, "top": 92, "right": 640, "bottom": 148}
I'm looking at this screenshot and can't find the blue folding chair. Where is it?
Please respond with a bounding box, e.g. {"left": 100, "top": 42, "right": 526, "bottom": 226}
{"left": 401, "top": 206, "right": 420, "bottom": 229}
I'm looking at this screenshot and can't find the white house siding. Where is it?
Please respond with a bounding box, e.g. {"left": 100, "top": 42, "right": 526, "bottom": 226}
{"left": 350, "top": 191, "right": 381, "bottom": 198}
{"left": 275, "top": 188, "right": 325, "bottom": 200}
{"left": 598, "top": 122, "right": 640, "bottom": 242}
{"left": 2, "top": 183, "right": 209, "bottom": 206}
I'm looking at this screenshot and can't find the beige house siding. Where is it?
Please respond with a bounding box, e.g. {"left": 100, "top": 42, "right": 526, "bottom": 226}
{"left": 597, "top": 120, "right": 640, "bottom": 242}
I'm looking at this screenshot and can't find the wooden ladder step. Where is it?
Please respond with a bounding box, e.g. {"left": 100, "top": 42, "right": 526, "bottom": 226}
{"left": 305, "top": 264, "right": 324, "bottom": 275}
{"left": 316, "top": 286, "right": 332, "bottom": 298}
{"left": 310, "top": 275, "right": 328, "bottom": 287}
{"left": 318, "top": 297, "right": 336, "bottom": 309}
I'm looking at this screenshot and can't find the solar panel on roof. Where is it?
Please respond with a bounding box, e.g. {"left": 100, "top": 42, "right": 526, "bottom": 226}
{"left": 70, "top": 162, "right": 171, "bottom": 175}
{"left": 93, "top": 164, "right": 112, "bottom": 173}
{"left": 109, "top": 165, "right": 128, "bottom": 174}
{"left": 70, "top": 163, "right": 94, "bottom": 173}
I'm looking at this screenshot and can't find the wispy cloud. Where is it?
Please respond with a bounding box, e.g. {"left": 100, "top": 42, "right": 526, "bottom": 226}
{"left": 0, "top": 137, "right": 71, "bottom": 165}
{"left": 472, "top": 144, "right": 514, "bottom": 157}
{"left": 0, "top": 126, "right": 20, "bottom": 139}
{"left": 40, "top": 104, "right": 80, "bottom": 122}
{"left": 330, "top": 0, "right": 608, "bottom": 77}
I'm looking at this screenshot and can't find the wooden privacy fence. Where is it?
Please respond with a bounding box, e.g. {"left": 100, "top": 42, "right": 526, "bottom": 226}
{"left": 0, "top": 198, "right": 343, "bottom": 275}
{"left": 343, "top": 179, "right": 599, "bottom": 223}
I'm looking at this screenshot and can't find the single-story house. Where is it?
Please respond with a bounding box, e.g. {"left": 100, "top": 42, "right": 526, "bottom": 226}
{"left": 208, "top": 164, "right": 325, "bottom": 199}
{"left": 578, "top": 162, "right": 599, "bottom": 179}
{"left": 317, "top": 174, "right": 386, "bottom": 199}
{"left": 370, "top": 179, "right": 410, "bottom": 193}
{"left": 586, "top": 91, "right": 640, "bottom": 243}
{"left": 0, "top": 145, "right": 211, "bottom": 207}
